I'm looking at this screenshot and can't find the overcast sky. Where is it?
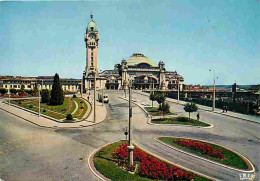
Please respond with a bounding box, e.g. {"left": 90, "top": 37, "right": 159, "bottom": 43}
{"left": 0, "top": 0, "right": 259, "bottom": 85}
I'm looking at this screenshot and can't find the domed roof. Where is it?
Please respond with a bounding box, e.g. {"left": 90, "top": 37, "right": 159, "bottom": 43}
{"left": 126, "top": 53, "right": 157, "bottom": 67}
{"left": 87, "top": 14, "right": 98, "bottom": 32}
{"left": 87, "top": 20, "right": 98, "bottom": 32}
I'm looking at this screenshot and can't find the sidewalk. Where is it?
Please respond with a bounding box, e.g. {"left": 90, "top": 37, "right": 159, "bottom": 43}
{"left": 0, "top": 95, "right": 107, "bottom": 128}
{"left": 134, "top": 91, "right": 260, "bottom": 124}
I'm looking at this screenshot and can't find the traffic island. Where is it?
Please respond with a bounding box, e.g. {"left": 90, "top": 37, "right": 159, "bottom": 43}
{"left": 10, "top": 97, "right": 88, "bottom": 122}
{"left": 156, "top": 137, "right": 254, "bottom": 172}
{"left": 89, "top": 140, "right": 212, "bottom": 181}
{"left": 151, "top": 117, "right": 211, "bottom": 127}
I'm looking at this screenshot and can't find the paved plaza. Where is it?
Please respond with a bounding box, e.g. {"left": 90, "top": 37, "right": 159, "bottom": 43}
{"left": 0, "top": 91, "right": 259, "bottom": 180}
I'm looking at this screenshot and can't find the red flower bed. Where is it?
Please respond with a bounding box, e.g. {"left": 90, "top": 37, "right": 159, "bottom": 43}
{"left": 173, "top": 139, "right": 224, "bottom": 159}
{"left": 113, "top": 143, "right": 194, "bottom": 180}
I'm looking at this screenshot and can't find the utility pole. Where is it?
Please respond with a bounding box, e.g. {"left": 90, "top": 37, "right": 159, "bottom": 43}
{"left": 128, "top": 79, "right": 134, "bottom": 168}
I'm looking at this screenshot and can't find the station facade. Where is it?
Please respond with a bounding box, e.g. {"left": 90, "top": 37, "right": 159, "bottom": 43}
{"left": 83, "top": 15, "right": 184, "bottom": 91}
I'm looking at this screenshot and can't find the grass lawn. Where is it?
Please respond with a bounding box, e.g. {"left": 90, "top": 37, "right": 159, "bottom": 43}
{"left": 11, "top": 97, "right": 88, "bottom": 120}
{"left": 94, "top": 141, "right": 209, "bottom": 181}
{"left": 151, "top": 117, "right": 211, "bottom": 127}
{"left": 158, "top": 137, "right": 248, "bottom": 170}
{"left": 72, "top": 98, "right": 88, "bottom": 119}
{"left": 144, "top": 107, "right": 176, "bottom": 116}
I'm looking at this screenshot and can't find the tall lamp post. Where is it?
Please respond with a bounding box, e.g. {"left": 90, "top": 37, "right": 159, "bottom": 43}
{"left": 90, "top": 68, "right": 97, "bottom": 122}
{"left": 209, "top": 68, "right": 216, "bottom": 111}
{"left": 177, "top": 78, "right": 180, "bottom": 102}
{"left": 8, "top": 81, "right": 10, "bottom": 106}
{"left": 128, "top": 76, "right": 134, "bottom": 168}
{"left": 38, "top": 83, "right": 41, "bottom": 117}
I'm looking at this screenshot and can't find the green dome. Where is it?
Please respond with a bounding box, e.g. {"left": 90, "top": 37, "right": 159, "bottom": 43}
{"left": 87, "top": 20, "right": 98, "bottom": 32}
{"left": 126, "top": 53, "right": 157, "bottom": 67}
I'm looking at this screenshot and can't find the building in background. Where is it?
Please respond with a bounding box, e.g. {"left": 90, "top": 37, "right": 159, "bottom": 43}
{"left": 99, "top": 53, "right": 184, "bottom": 90}
{"left": 0, "top": 76, "right": 80, "bottom": 93}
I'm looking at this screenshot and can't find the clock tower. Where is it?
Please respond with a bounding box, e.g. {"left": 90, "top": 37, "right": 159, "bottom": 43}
{"left": 85, "top": 13, "right": 100, "bottom": 76}
{"left": 83, "top": 14, "right": 100, "bottom": 90}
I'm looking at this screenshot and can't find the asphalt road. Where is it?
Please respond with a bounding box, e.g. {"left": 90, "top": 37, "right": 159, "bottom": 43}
{"left": 0, "top": 92, "right": 259, "bottom": 181}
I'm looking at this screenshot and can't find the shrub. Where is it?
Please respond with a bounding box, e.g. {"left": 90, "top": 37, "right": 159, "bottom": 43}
{"left": 10, "top": 88, "right": 18, "bottom": 95}
{"left": 24, "top": 89, "right": 33, "bottom": 95}
{"left": 0, "top": 88, "right": 7, "bottom": 95}
{"left": 18, "top": 101, "right": 22, "bottom": 105}
{"left": 29, "top": 105, "right": 33, "bottom": 108}
{"left": 176, "top": 117, "right": 189, "bottom": 122}
{"left": 41, "top": 89, "right": 50, "bottom": 103}
{"left": 43, "top": 109, "right": 46, "bottom": 112}
{"left": 66, "top": 114, "right": 73, "bottom": 120}
{"left": 73, "top": 94, "right": 77, "bottom": 98}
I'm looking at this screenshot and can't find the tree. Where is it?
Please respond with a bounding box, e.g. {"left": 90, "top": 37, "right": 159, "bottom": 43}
{"left": 158, "top": 102, "right": 170, "bottom": 117}
{"left": 19, "top": 83, "right": 26, "bottom": 96}
{"left": 149, "top": 92, "right": 156, "bottom": 107}
{"left": 184, "top": 103, "right": 198, "bottom": 120}
{"left": 41, "top": 89, "right": 50, "bottom": 103}
{"left": 155, "top": 93, "right": 165, "bottom": 106}
{"left": 50, "top": 73, "right": 64, "bottom": 105}
{"left": 32, "top": 82, "right": 39, "bottom": 96}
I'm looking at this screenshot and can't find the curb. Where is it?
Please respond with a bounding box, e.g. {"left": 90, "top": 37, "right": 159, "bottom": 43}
{"left": 118, "top": 96, "right": 214, "bottom": 129}
{"left": 0, "top": 107, "right": 53, "bottom": 129}
{"left": 134, "top": 91, "right": 260, "bottom": 124}
{"left": 88, "top": 140, "right": 217, "bottom": 181}
{"left": 0, "top": 101, "right": 108, "bottom": 129}
{"left": 154, "top": 137, "right": 255, "bottom": 173}
{"left": 88, "top": 140, "right": 123, "bottom": 181}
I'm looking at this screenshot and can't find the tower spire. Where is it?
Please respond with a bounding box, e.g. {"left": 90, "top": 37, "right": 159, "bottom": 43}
{"left": 90, "top": 12, "right": 93, "bottom": 20}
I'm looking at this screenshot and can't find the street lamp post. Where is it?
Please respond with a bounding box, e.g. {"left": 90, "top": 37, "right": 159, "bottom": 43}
{"left": 128, "top": 77, "right": 134, "bottom": 168}
{"left": 38, "top": 84, "right": 41, "bottom": 117}
{"left": 209, "top": 68, "right": 216, "bottom": 111}
{"left": 81, "top": 79, "right": 83, "bottom": 98}
{"left": 94, "top": 70, "right": 96, "bottom": 122}
{"left": 89, "top": 68, "right": 97, "bottom": 122}
{"left": 177, "top": 79, "right": 180, "bottom": 102}
{"left": 102, "top": 88, "right": 104, "bottom": 106}
{"left": 8, "top": 82, "right": 10, "bottom": 106}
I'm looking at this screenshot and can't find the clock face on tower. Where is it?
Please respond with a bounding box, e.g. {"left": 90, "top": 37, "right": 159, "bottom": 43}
{"left": 89, "top": 34, "right": 96, "bottom": 40}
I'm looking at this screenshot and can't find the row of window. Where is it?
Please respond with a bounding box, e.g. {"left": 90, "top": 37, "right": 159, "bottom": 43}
{"left": 2, "top": 84, "right": 79, "bottom": 91}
